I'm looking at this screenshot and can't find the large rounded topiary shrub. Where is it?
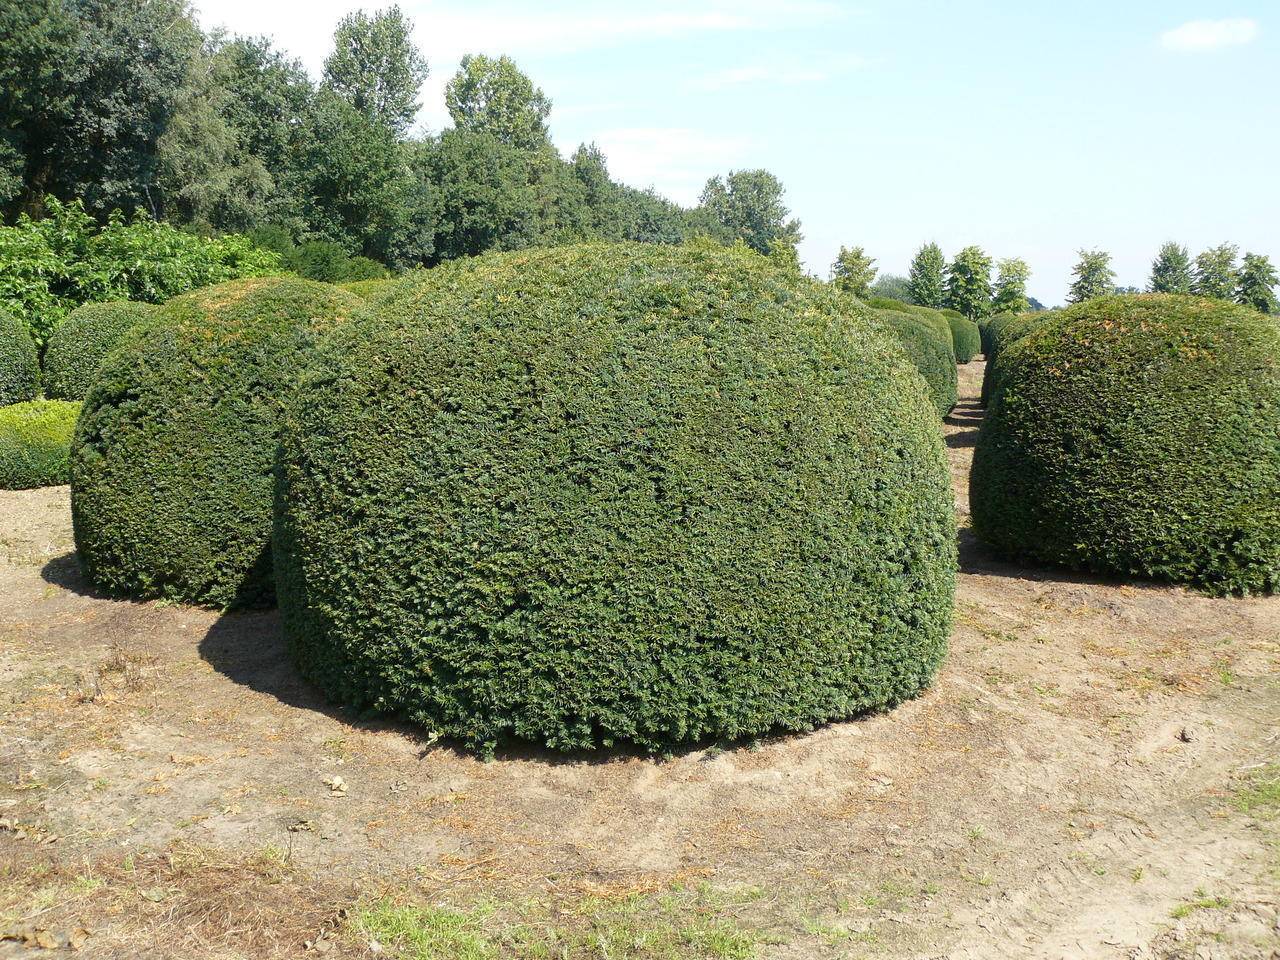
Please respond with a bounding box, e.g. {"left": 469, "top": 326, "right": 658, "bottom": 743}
{"left": 0, "top": 310, "right": 40, "bottom": 406}
{"left": 874, "top": 310, "right": 958, "bottom": 416}
{"left": 979, "top": 311, "right": 1049, "bottom": 405}
{"left": 42, "top": 301, "right": 157, "bottom": 401}
{"left": 971, "top": 294, "right": 1280, "bottom": 594}
{"left": 948, "top": 315, "right": 981, "bottom": 364}
{"left": 275, "top": 243, "right": 957, "bottom": 754}
{"left": 0, "top": 400, "right": 80, "bottom": 489}
{"left": 71, "top": 277, "right": 367, "bottom": 608}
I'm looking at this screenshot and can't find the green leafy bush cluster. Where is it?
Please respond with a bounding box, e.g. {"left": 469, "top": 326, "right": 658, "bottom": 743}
{"left": 42, "top": 302, "right": 158, "bottom": 401}
{"left": 0, "top": 400, "right": 80, "bottom": 489}
{"left": 948, "top": 314, "right": 981, "bottom": 363}
{"left": 971, "top": 295, "right": 1280, "bottom": 594}
{"left": 71, "top": 277, "right": 367, "bottom": 609}
{"left": 274, "top": 243, "right": 957, "bottom": 754}
{"left": 873, "top": 309, "right": 958, "bottom": 416}
{"left": 0, "top": 310, "right": 40, "bottom": 406}
{"left": 979, "top": 311, "right": 1050, "bottom": 405}
{"left": 248, "top": 230, "right": 392, "bottom": 284}
{"left": 0, "top": 197, "right": 280, "bottom": 347}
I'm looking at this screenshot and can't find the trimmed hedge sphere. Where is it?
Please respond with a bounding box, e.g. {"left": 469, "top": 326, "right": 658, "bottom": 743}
{"left": 71, "top": 277, "right": 367, "bottom": 609}
{"left": 275, "top": 243, "right": 957, "bottom": 754}
{"left": 980, "top": 311, "right": 1047, "bottom": 405}
{"left": 874, "top": 310, "right": 958, "bottom": 416}
{"left": 1, "top": 310, "right": 40, "bottom": 406}
{"left": 43, "top": 301, "right": 157, "bottom": 401}
{"left": 948, "top": 315, "right": 981, "bottom": 364}
{"left": 972, "top": 294, "right": 1280, "bottom": 595}
{"left": 0, "top": 400, "right": 80, "bottom": 489}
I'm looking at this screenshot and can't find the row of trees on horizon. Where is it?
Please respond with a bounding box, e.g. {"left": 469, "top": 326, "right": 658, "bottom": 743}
{"left": 1, "top": 0, "right": 803, "bottom": 270}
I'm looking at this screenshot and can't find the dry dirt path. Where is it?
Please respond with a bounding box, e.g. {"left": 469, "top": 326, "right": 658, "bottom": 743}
{"left": 1, "top": 361, "right": 1277, "bottom": 959}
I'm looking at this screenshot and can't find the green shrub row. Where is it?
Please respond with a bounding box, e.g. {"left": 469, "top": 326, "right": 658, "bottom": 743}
{"left": 0, "top": 310, "right": 40, "bottom": 406}
{"left": 0, "top": 400, "right": 80, "bottom": 489}
{"left": 948, "top": 315, "right": 981, "bottom": 363}
{"left": 972, "top": 294, "right": 1280, "bottom": 595}
{"left": 874, "top": 309, "right": 959, "bottom": 416}
{"left": 71, "top": 277, "right": 368, "bottom": 609}
{"left": 42, "top": 302, "right": 158, "bottom": 401}
{"left": 979, "top": 311, "right": 1051, "bottom": 405}
{"left": 271, "top": 243, "right": 956, "bottom": 754}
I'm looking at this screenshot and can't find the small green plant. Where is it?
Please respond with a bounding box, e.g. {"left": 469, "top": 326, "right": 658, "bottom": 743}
{"left": 1234, "top": 765, "right": 1280, "bottom": 815}
{"left": 1170, "top": 889, "right": 1231, "bottom": 919}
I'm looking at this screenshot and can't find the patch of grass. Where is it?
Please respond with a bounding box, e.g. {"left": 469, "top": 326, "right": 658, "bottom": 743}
{"left": 353, "top": 885, "right": 759, "bottom": 960}
{"left": 1170, "top": 889, "right": 1230, "bottom": 920}
{"left": 1234, "top": 765, "right": 1280, "bottom": 816}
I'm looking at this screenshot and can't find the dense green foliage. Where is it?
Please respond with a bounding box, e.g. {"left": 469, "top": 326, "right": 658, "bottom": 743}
{"left": 0, "top": 197, "right": 278, "bottom": 346}
{"left": 979, "top": 311, "right": 1047, "bottom": 405}
{"left": 992, "top": 258, "right": 1030, "bottom": 314}
{"left": 338, "top": 278, "right": 400, "bottom": 299}
{"left": 972, "top": 295, "right": 1280, "bottom": 594}
{"left": 873, "top": 309, "right": 958, "bottom": 416}
{"left": 948, "top": 314, "right": 981, "bottom": 363}
{"left": 944, "top": 246, "right": 994, "bottom": 320}
{"left": 697, "top": 170, "right": 802, "bottom": 255}
{"left": 1192, "top": 244, "right": 1238, "bottom": 300}
{"left": 1237, "top": 253, "right": 1279, "bottom": 314}
{"left": 42, "top": 300, "right": 156, "bottom": 400}
{"left": 1149, "top": 242, "right": 1193, "bottom": 294}
{"left": 70, "top": 277, "right": 367, "bottom": 609}
{"left": 907, "top": 243, "right": 945, "bottom": 308}
{"left": 1, "top": 309, "right": 40, "bottom": 405}
{"left": 0, "top": 399, "right": 80, "bottom": 489}
{"left": 1067, "top": 249, "right": 1116, "bottom": 303}
{"left": 830, "top": 246, "right": 877, "bottom": 297}
{"left": 274, "top": 243, "right": 956, "bottom": 755}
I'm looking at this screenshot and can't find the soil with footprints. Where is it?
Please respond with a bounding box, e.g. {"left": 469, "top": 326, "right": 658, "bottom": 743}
{"left": 1, "top": 361, "right": 1277, "bottom": 959}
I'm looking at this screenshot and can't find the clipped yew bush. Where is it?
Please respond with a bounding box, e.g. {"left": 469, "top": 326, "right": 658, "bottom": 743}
{"left": 874, "top": 310, "right": 958, "bottom": 416}
{"left": 0, "top": 400, "right": 80, "bottom": 489}
{"left": 971, "top": 295, "right": 1280, "bottom": 594}
{"left": 71, "top": 277, "right": 367, "bottom": 608}
{"left": 275, "top": 243, "right": 957, "bottom": 754}
{"left": 948, "top": 314, "right": 981, "bottom": 363}
{"left": 1, "top": 310, "right": 40, "bottom": 406}
{"left": 338, "top": 278, "right": 398, "bottom": 300}
{"left": 979, "top": 311, "right": 1048, "bottom": 405}
{"left": 42, "top": 301, "right": 157, "bottom": 401}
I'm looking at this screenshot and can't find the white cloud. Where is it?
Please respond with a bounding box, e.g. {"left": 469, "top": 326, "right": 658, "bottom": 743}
{"left": 1159, "top": 18, "right": 1259, "bottom": 52}
{"left": 587, "top": 128, "right": 754, "bottom": 206}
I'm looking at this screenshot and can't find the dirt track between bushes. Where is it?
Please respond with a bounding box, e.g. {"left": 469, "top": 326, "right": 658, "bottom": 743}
{"left": 1, "top": 361, "right": 1278, "bottom": 959}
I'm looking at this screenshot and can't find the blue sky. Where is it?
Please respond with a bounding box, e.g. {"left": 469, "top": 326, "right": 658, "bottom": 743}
{"left": 196, "top": 0, "right": 1279, "bottom": 305}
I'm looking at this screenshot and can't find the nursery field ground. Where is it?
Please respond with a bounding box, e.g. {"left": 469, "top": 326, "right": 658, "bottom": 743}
{"left": 1, "top": 363, "right": 1278, "bottom": 960}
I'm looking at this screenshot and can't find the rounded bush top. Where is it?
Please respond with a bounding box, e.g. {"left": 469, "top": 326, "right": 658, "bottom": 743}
{"left": 0, "top": 399, "right": 80, "bottom": 490}
{"left": 948, "top": 315, "right": 981, "bottom": 364}
{"left": 972, "top": 294, "right": 1280, "bottom": 594}
{"left": 0, "top": 310, "right": 40, "bottom": 407}
{"left": 275, "top": 242, "right": 957, "bottom": 754}
{"left": 71, "top": 277, "right": 367, "bottom": 609}
{"left": 43, "top": 301, "right": 157, "bottom": 401}
{"left": 874, "top": 309, "right": 958, "bottom": 416}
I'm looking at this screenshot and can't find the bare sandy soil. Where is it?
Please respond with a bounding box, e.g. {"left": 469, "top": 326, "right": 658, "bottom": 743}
{"left": 1, "top": 362, "right": 1277, "bottom": 959}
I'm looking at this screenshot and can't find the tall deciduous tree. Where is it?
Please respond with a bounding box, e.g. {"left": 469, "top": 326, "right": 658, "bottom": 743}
{"left": 944, "top": 246, "right": 993, "bottom": 319}
{"left": 907, "top": 242, "right": 946, "bottom": 307}
{"left": 1148, "top": 242, "right": 1193, "bottom": 294}
{"left": 698, "top": 169, "right": 801, "bottom": 255}
{"left": 322, "top": 5, "right": 428, "bottom": 135}
{"left": 1236, "top": 252, "right": 1279, "bottom": 314}
{"left": 1067, "top": 249, "right": 1115, "bottom": 303}
{"left": 830, "top": 246, "right": 877, "bottom": 297}
{"left": 445, "top": 54, "right": 551, "bottom": 150}
{"left": 992, "top": 257, "right": 1030, "bottom": 314}
{"left": 1192, "top": 243, "right": 1239, "bottom": 300}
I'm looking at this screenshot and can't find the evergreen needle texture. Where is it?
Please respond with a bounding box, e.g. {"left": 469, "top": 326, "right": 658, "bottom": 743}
{"left": 71, "top": 277, "right": 367, "bottom": 608}
{"left": 274, "top": 243, "right": 957, "bottom": 755}
{"left": 42, "top": 301, "right": 157, "bottom": 401}
{"left": 873, "top": 309, "right": 958, "bottom": 416}
{"left": 0, "top": 310, "right": 40, "bottom": 406}
{"left": 971, "top": 295, "right": 1280, "bottom": 595}
{"left": 948, "top": 315, "right": 981, "bottom": 364}
{"left": 0, "top": 400, "right": 80, "bottom": 489}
